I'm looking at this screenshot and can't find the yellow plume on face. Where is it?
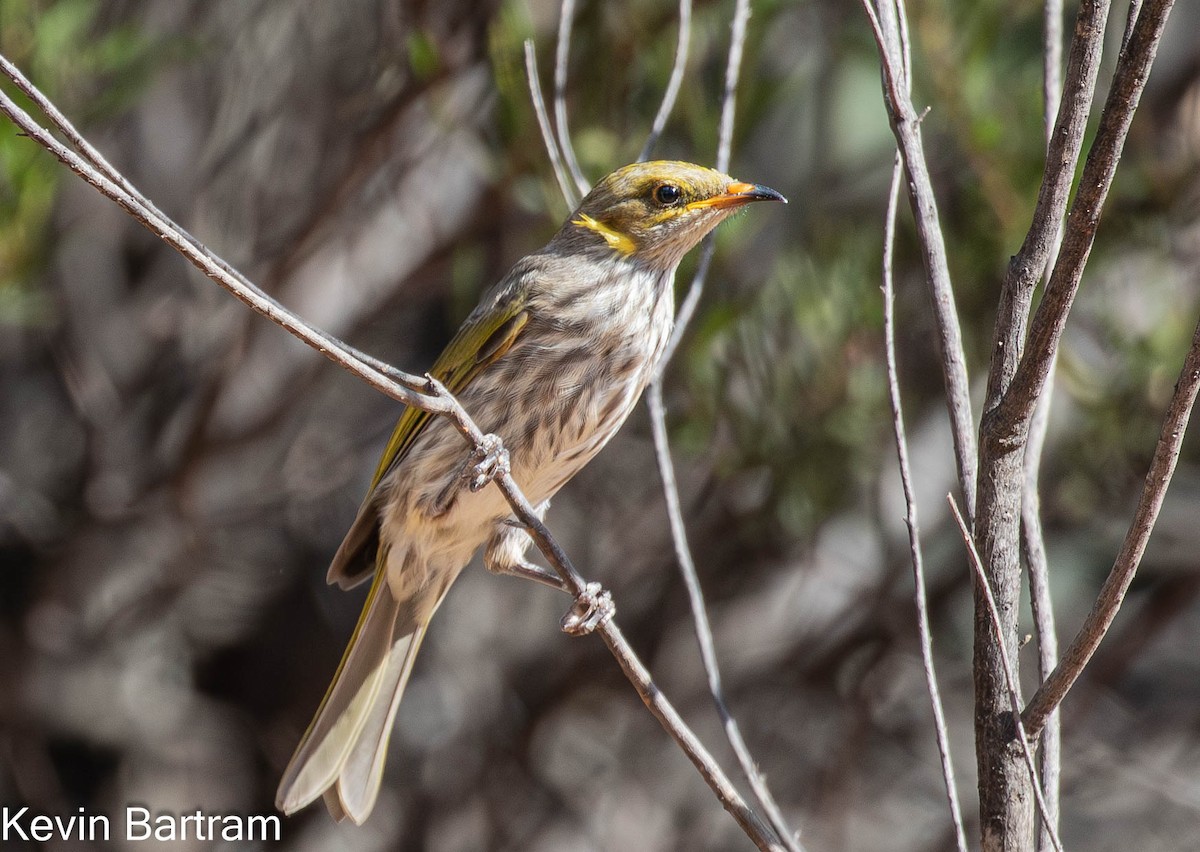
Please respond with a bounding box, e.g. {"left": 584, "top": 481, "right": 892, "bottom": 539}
{"left": 570, "top": 212, "right": 637, "bottom": 256}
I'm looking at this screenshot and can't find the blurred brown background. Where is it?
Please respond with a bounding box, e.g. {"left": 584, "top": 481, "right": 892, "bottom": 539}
{"left": 3, "top": 0, "right": 1200, "bottom": 849}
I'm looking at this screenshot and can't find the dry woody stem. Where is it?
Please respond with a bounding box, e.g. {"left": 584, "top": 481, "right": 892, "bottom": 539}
{"left": 863, "top": 0, "right": 1180, "bottom": 847}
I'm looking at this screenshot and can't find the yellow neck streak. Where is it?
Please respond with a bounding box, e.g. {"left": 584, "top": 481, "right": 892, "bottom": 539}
{"left": 572, "top": 213, "right": 636, "bottom": 256}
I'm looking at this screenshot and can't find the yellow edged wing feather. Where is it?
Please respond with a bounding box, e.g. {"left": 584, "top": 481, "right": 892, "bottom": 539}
{"left": 368, "top": 303, "right": 528, "bottom": 491}
{"left": 325, "top": 281, "right": 530, "bottom": 590}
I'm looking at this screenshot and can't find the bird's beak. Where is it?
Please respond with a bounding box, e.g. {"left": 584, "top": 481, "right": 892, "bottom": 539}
{"left": 687, "top": 181, "right": 788, "bottom": 210}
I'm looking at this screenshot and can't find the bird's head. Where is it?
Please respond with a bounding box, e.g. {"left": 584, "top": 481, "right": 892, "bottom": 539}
{"left": 556, "top": 161, "right": 786, "bottom": 272}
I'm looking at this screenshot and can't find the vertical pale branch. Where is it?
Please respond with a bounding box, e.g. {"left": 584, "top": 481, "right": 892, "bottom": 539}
{"left": 524, "top": 40, "right": 580, "bottom": 210}
{"left": 647, "top": 385, "right": 802, "bottom": 852}
{"left": 1023, "top": 1, "right": 1065, "bottom": 847}
{"left": 639, "top": 0, "right": 693, "bottom": 163}
{"left": 714, "top": 0, "right": 750, "bottom": 175}
{"left": 554, "top": 0, "right": 591, "bottom": 197}
{"left": 881, "top": 153, "right": 969, "bottom": 852}
{"left": 658, "top": 0, "right": 752, "bottom": 366}
{"left": 859, "top": 0, "right": 977, "bottom": 521}
{"left": 641, "top": 0, "right": 801, "bottom": 848}
{"left": 1022, "top": 402, "right": 1060, "bottom": 850}
{"left": 874, "top": 2, "right": 966, "bottom": 843}
{"left": 522, "top": 7, "right": 799, "bottom": 847}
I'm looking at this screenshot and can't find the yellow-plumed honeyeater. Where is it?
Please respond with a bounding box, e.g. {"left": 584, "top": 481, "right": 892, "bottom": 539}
{"left": 275, "top": 161, "right": 785, "bottom": 823}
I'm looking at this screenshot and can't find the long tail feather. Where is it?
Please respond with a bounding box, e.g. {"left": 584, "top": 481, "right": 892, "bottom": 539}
{"left": 330, "top": 625, "right": 426, "bottom": 822}
{"left": 275, "top": 571, "right": 422, "bottom": 820}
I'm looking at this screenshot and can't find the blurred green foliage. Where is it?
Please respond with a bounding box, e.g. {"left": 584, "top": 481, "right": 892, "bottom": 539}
{"left": 0, "top": 0, "right": 152, "bottom": 325}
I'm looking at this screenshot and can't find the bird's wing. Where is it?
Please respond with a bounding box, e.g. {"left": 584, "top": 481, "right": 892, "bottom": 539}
{"left": 325, "top": 269, "right": 533, "bottom": 589}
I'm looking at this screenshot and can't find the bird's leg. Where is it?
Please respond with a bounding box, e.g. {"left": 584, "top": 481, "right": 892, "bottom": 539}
{"left": 483, "top": 503, "right": 567, "bottom": 591}
{"left": 481, "top": 493, "right": 616, "bottom": 636}
{"left": 561, "top": 583, "right": 615, "bottom": 636}
{"left": 466, "top": 433, "right": 510, "bottom": 492}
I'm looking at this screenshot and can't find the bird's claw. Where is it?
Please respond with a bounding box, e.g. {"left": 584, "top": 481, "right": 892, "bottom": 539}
{"left": 561, "top": 582, "right": 615, "bottom": 636}
{"left": 467, "top": 434, "right": 510, "bottom": 492}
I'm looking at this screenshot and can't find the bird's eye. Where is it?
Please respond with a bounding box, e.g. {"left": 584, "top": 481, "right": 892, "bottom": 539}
{"left": 653, "top": 183, "right": 683, "bottom": 207}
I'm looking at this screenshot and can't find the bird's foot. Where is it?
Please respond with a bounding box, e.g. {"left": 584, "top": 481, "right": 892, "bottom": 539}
{"left": 561, "top": 582, "right": 615, "bottom": 636}
{"left": 467, "top": 433, "right": 510, "bottom": 492}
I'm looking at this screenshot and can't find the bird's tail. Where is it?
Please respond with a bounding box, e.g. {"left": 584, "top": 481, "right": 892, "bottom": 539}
{"left": 275, "top": 567, "right": 432, "bottom": 824}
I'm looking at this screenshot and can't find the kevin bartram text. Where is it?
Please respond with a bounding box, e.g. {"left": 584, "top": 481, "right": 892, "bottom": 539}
{"left": 1, "top": 805, "right": 282, "bottom": 842}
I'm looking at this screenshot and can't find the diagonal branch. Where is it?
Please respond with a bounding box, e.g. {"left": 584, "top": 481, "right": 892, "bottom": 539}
{"left": 0, "top": 55, "right": 784, "bottom": 852}
{"left": 1022, "top": 303, "right": 1200, "bottom": 737}
{"left": 982, "top": 0, "right": 1109, "bottom": 420}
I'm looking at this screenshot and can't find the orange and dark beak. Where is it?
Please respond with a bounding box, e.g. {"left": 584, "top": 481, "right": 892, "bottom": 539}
{"left": 687, "top": 181, "right": 788, "bottom": 210}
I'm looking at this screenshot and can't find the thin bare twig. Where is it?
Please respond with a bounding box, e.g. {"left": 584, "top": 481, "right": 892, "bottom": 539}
{"left": 553, "top": 0, "right": 590, "bottom": 198}
{"left": 636, "top": 1, "right": 799, "bottom": 847}
{"left": 948, "top": 499, "right": 1064, "bottom": 852}
{"left": 627, "top": 2, "right": 799, "bottom": 846}
{"left": 1122, "top": 0, "right": 1146, "bottom": 52}
{"left": 657, "top": 0, "right": 750, "bottom": 370}
{"left": 0, "top": 54, "right": 273, "bottom": 309}
{"left": 859, "top": 0, "right": 977, "bottom": 520}
{"left": 1024, "top": 2, "right": 1065, "bottom": 846}
{"left": 524, "top": 40, "right": 580, "bottom": 210}
{"left": 715, "top": 0, "right": 750, "bottom": 175}
{"left": 639, "top": 0, "right": 693, "bottom": 162}
{"left": 1023, "top": 305, "right": 1200, "bottom": 738}
{"left": 647, "top": 384, "right": 802, "bottom": 852}
{"left": 1022, "top": 410, "right": 1060, "bottom": 851}
{"left": 873, "top": 6, "right": 965, "bottom": 842}
{"left": 0, "top": 57, "right": 784, "bottom": 852}
{"left": 881, "top": 154, "right": 968, "bottom": 852}
{"left": 1042, "top": 0, "right": 1064, "bottom": 146}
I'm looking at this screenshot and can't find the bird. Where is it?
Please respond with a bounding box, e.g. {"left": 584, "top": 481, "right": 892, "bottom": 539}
{"left": 275, "top": 160, "right": 785, "bottom": 824}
